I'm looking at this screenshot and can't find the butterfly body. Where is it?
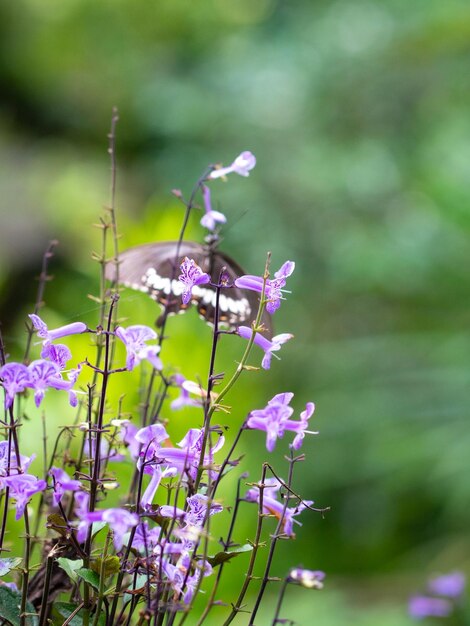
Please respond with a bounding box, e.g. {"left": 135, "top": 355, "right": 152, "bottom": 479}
{"left": 106, "top": 241, "right": 272, "bottom": 334}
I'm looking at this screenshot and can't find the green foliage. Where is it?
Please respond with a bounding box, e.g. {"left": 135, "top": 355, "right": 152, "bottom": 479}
{"left": 0, "top": 587, "right": 37, "bottom": 626}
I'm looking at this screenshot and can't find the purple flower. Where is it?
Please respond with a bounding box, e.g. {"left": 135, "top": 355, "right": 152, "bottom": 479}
{"left": 178, "top": 257, "right": 210, "bottom": 306}
{"left": 29, "top": 314, "right": 86, "bottom": 344}
{"left": 245, "top": 477, "right": 312, "bottom": 537}
{"left": 428, "top": 572, "right": 466, "bottom": 598}
{"left": 77, "top": 507, "right": 139, "bottom": 549}
{"left": 184, "top": 494, "right": 223, "bottom": 527}
{"left": 170, "top": 374, "right": 202, "bottom": 411}
{"left": 247, "top": 393, "right": 317, "bottom": 452}
{"left": 0, "top": 363, "right": 31, "bottom": 409}
{"left": 49, "top": 467, "right": 82, "bottom": 507}
{"left": 162, "top": 553, "right": 212, "bottom": 604}
{"left": 119, "top": 421, "right": 141, "bottom": 461}
{"left": 209, "top": 151, "right": 256, "bottom": 179}
{"left": 140, "top": 464, "right": 177, "bottom": 509}
{"left": 115, "top": 325, "right": 162, "bottom": 371}
{"left": 41, "top": 343, "right": 72, "bottom": 369}
{"left": 27, "top": 359, "right": 75, "bottom": 407}
{"left": 3, "top": 473, "right": 47, "bottom": 520}
{"left": 237, "top": 326, "right": 293, "bottom": 369}
{"left": 288, "top": 568, "right": 325, "bottom": 589}
{"left": 235, "top": 261, "right": 295, "bottom": 315}
{"left": 132, "top": 522, "right": 163, "bottom": 553}
{"left": 200, "top": 185, "right": 227, "bottom": 231}
{"left": 409, "top": 595, "right": 453, "bottom": 619}
{"left": 0, "top": 441, "right": 35, "bottom": 487}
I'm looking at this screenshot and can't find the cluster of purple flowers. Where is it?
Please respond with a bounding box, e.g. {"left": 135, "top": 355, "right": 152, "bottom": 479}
{"left": 0, "top": 150, "right": 322, "bottom": 624}
{"left": 409, "top": 572, "right": 466, "bottom": 620}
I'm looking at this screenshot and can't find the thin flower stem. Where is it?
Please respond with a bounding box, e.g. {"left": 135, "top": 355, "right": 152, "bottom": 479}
{"left": 222, "top": 464, "right": 269, "bottom": 626}
{"left": 271, "top": 577, "right": 289, "bottom": 626}
{"left": 249, "top": 452, "right": 298, "bottom": 625}
{"left": 194, "top": 473, "right": 247, "bottom": 626}
{"left": 23, "top": 239, "right": 58, "bottom": 364}
{"left": 92, "top": 531, "right": 111, "bottom": 626}
{"left": 37, "top": 550, "right": 55, "bottom": 626}
{"left": 20, "top": 507, "right": 31, "bottom": 626}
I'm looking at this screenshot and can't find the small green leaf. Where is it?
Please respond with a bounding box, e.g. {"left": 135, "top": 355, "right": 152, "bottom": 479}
{"left": 57, "top": 557, "right": 84, "bottom": 583}
{"left": 0, "top": 587, "right": 38, "bottom": 626}
{"left": 206, "top": 544, "right": 253, "bottom": 567}
{"left": 0, "top": 557, "right": 22, "bottom": 577}
{"left": 76, "top": 567, "right": 100, "bottom": 590}
{"left": 91, "top": 521, "right": 107, "bottom": 538}
{"left": 90, "top": 555, "right": 120, "bottom": 578}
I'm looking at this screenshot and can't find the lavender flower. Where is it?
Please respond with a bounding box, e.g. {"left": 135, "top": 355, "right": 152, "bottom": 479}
{"left": 209, "top": 151, "right": 256, "bottom": 179}
{"left": 178, "top": 257, "right": 210, "bottom": 305}
{"left": 115, "top": 325, "right": 162, "bottom": 371}
{"left": 140, "top": 464, "right": 177, "bottom": 509}
{"left": 40, "top": 343, "right": 72, "bottom": 369}
{"left": 288, "top": 568, "right": 325, "bottom": 589}
{"left": 235, "top": 260, "right": 295, "bottom": 315}
{"left": 170, "top": 374, "right": 202, "bottom": 411}
{"left": 247, "top": 393, "right": 317, "bottom": 452}
{"left": 0, "top": 363, "right": 31, "bottom": 409}
{"left": 237, "top": 326, "right": 293, "bottom": 369}
{"left": 409, "top": 596, "right": 453, "bottom": 619}
{"left": 49, "top": 466, "right": 82, "bottom": 507}
{"left": 428, "top": 572, "right": 466, "bottom": 598}
{"left": 77, "top": 507, "right": 139, "bottom": 549}
{"left": 3, "top": 473, "right": 47, "bottom": 520}
{"left": 29, "top": 313, "right": 86, "bottom": 344}
{"left": 245, "top": 477, "right": 312, "bottom": 537}
{"left": 27, "top": 359, "right": 76, "bottom": 407}
{"left": 162, "top": 553, "right": 213, "bottom": 604}
{"left": 0, "top": 441, "right": 35, "bottom": 487}
{"left": 200, "top": 185, "right": 227, "bottom": 231}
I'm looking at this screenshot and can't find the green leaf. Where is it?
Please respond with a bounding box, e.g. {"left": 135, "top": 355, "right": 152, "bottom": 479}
{"left": 52, "top": 602, "right": 83, "bottom": 626}
{"left": 90, "top": 556, "right": 120, "bottom": 578}
{"left": 76, "top": 567, "right": 100, "bottom": 590}
{"left": 0, "top": 557, "right": 22, "bottom": 577}
{"left": 57, "top": 557, "right": 84, "bottom": 583}
{"left": 0, "top": 587, "right": 38, "bottom": 626}
{"left": 91, "top": 521, "right": 107, "bottom": 538}
{"left": 206, "top": 544, "right": 253, "bottom": 567}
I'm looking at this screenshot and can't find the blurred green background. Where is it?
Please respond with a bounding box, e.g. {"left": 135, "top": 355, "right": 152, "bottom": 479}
{"left": 2, "top": 0, "right": 470, "bottom": 624}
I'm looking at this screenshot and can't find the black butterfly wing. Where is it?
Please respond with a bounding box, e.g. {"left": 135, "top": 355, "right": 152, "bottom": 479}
{"left": 106, "top": 241, "right": 272, "bottom": 335}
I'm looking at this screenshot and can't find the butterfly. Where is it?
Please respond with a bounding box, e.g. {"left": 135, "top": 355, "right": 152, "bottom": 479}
{"left": 105, "top": 240, "right": 272, "bottom": 334}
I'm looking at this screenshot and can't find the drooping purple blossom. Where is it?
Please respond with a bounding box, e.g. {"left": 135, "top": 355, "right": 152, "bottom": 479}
{"left": 77, "top": 507, "right": 139, "bottom": 550}
{"left": 245, "top": 477, "right": 312, "bottom": 537}
{"left": 3, "top": 473, "right": 47, "bottom": 520}
{"left": 428, "top": 572, "right": 466, "bottom": 598}
{"left": 178, "top": 258, "right": 210, "bottom": 306}
{"left": 115, "top": 325, "right": 162, "bottom": 371}
{"left": 162, "top": 553, "right": 213, "bottom": 605}
{"left": 209, "top": 151, "right": 256, "bottom": 180}
{"left": 119, "top": 421, "right": 141, "bottom": 461}
{"left": 200, "top": 185, "right": 226, "bottom": 231}
{"left": 184, "top": 494, "right": 223, "bottom": 527}
{"left": 247, "top": 393, "right": 317, "bottom": 452}
{"left": 49, "top": 466, "right": 82, "bottom": 507}
{"left": 237, "top": 326, "right": 293, "bottom": 370}
{"left": 409, "top": 595, "right": 453, "bottom": 619}
{"left": 140, "top": 464, "right": 177, "bottom": 509}
{"left": 0, "top": 363, "right": 31, "bottom": 409}
{"left": 235, "top": 261, "right": 295, "bottom": 315}
{"left": 29, "top": 314, "right": 87, "bottom": 344}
